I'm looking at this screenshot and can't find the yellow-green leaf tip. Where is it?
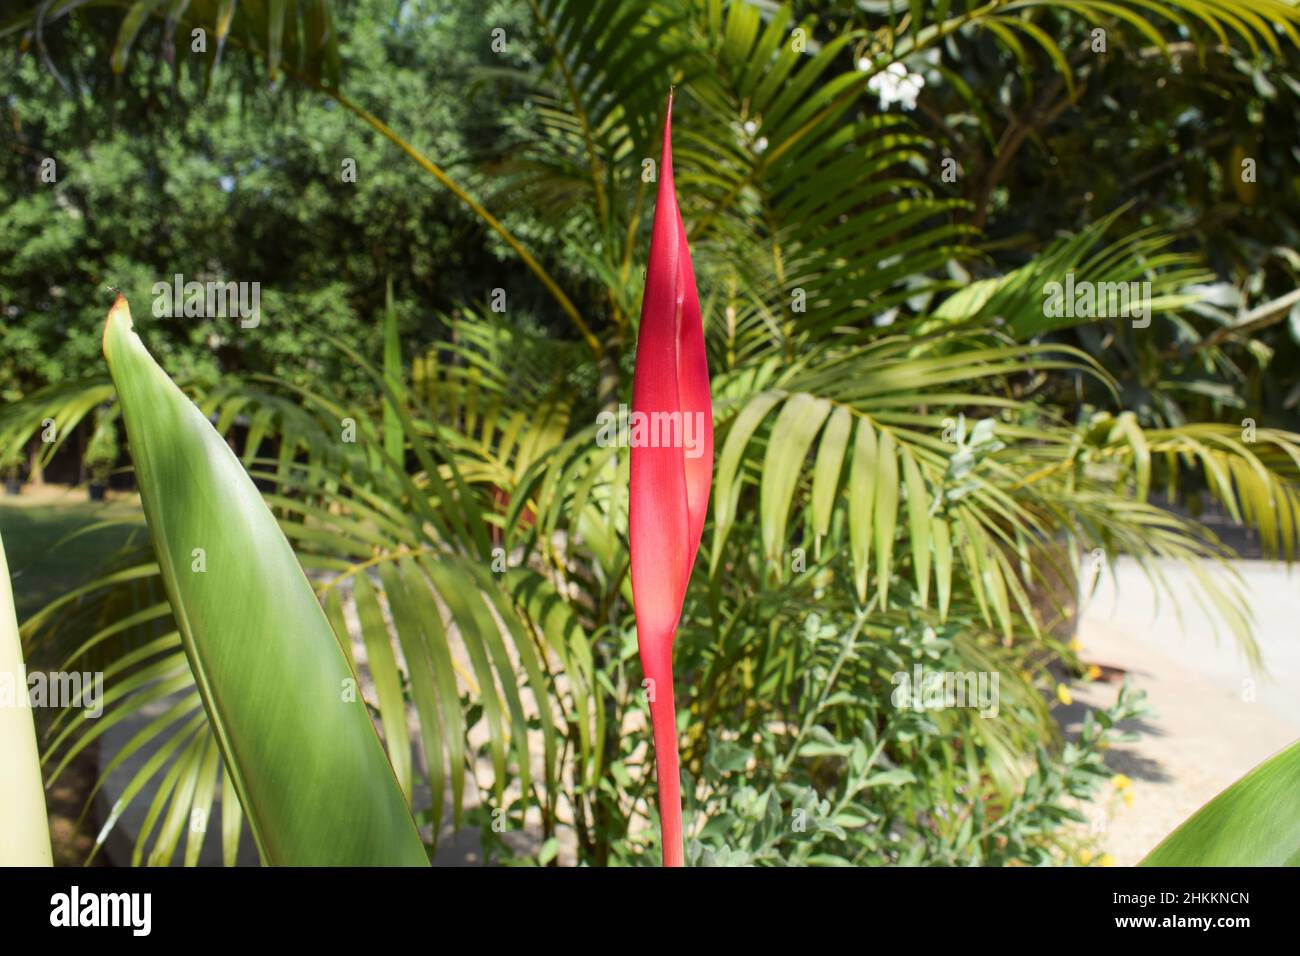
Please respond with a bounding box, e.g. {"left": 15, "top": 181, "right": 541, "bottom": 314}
{"left": 103, "top": 292, "right": 133, "bottom": 353}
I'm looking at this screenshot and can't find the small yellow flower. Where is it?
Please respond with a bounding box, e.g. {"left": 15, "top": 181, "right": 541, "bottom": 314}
{"left": 1112, "top": 774, "right": 1133, "bottom": 791}
{"left": 1077, "top": 849, "right": 1094, "bottom": 866}
{"left": 1086, "top": 664, "right": 1102, "bottom": 681}
{"left": 1069, "top": 638, "right": 1084, "bottom": 653}
{"left": 1099, "top": 853, "right": 1116, "bottom": 867}
{"left": 1056, "top": 683, "right": 1073, "bottom": 706}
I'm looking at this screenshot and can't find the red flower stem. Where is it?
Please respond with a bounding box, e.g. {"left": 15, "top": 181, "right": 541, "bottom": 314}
{"left": 644, "top": 641, "right": 684, "bottom": 867}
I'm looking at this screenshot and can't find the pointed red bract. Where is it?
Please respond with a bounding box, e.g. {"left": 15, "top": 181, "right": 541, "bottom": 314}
{"left": 629, "top": 93, "right": 713, "bottom": 867}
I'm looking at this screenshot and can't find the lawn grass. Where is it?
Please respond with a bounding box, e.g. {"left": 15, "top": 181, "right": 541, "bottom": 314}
{"left": 0, "top": 488, "right": 149, "bottom": 866}
{"left": 0, "top": 488, "right": 147, "bottom": 621}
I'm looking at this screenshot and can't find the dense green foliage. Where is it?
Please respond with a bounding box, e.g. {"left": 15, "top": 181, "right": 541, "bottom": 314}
{"left": 1, "top": 0, "right": 540, "bottom": 400}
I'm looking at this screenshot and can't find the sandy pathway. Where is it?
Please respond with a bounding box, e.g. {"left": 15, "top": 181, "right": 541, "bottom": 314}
{"left": 1066, "top": 557, "right": 1300, "bottom": 865}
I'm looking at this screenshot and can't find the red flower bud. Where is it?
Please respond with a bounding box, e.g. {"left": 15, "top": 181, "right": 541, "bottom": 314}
{"left": 629, "top": 92, "right": 713, "bottom": 867}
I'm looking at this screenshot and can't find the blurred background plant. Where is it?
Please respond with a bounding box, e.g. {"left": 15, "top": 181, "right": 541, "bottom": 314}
{"left": 82, "top": 410, "right": 119, "bottom": 498}
{"left": 1, "top": 0, "right": 1298, "bottom": 866}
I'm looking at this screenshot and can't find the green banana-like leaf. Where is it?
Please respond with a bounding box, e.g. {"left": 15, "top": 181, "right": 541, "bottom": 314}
{"left": 1140, "top": 741, "right": 1300, "bottom": 866}
{"left": 0, "top": 528, "right": 53, "bottom": 865}
{"left": 102, "top": 295, "right": 428, "bottom": 866}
